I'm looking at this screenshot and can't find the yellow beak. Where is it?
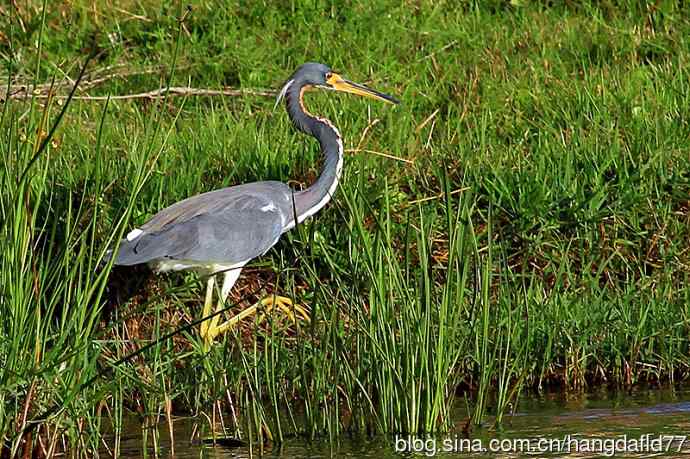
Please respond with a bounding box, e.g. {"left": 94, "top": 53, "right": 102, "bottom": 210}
{"left": 326, "top": 73, "right": 399, "bottom": 104}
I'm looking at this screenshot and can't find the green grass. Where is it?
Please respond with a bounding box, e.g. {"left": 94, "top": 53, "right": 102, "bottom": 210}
{"left": 2, "top": 0, "right": 690, "bottom": 455}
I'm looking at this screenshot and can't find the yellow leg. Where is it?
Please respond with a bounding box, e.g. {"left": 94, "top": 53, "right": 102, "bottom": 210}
{"left": 199, "top": 268, "right": 310, "bottom": 345}
{"left": 201, "top": 269, "right": 241, "bottom": 347}
{"left": 199, "top": 276, "right": 215, "bottom": 342}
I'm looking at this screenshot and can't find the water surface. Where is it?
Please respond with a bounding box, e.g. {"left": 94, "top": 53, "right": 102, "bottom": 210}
{"left": 115, "top": 387, "right": 690, "bottom": 458}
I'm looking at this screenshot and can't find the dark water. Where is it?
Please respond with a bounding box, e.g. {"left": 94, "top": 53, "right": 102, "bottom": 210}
{"left": 115, "top": 387, "right": 690, "bottom": 458}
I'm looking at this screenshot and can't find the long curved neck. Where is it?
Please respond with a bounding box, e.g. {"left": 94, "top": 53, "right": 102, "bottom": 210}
{"left": 285, "top": 81, "right": 343, "bottom": 223}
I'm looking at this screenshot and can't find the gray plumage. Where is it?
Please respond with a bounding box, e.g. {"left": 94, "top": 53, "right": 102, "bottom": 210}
{"left": 114, "top": 182, "right": 294, "bottom": 270}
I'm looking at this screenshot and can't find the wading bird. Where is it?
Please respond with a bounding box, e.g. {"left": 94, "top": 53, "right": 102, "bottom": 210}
{"left": 111, "top": 63, "right": 398, "bottom": 345}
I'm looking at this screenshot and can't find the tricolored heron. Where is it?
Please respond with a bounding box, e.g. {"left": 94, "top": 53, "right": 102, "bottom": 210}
{"left": 111, "top": 63, "right": 398, "bottom": 345}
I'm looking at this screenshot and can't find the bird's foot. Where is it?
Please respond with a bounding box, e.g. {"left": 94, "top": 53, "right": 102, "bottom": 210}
{"left": 202, "top": 295, "right": 309, "bottom": 346}
{"left": 256, "top": 295, "right": 311, "bottom": 325}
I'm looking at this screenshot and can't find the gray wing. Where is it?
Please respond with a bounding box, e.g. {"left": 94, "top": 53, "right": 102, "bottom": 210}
{"left": 114, "top": 182, "right": 291, "bottom": 266}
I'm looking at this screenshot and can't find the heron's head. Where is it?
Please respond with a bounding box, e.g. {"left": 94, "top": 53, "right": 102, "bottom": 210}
{"left": 276, "top": 62, "right": 399, "bottom": 107}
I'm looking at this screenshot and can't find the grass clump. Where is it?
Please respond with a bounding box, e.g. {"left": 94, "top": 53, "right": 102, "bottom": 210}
{"left": 1, "top": 0, "right": 690, "bottom": 455}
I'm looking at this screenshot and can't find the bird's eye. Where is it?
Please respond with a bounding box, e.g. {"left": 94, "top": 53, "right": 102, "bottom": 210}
{"left": 325, "top": 72, "right": 333, "bottom": 81}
